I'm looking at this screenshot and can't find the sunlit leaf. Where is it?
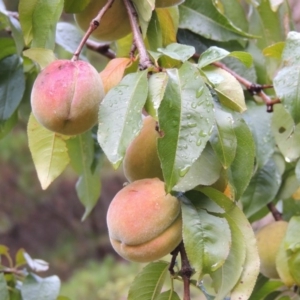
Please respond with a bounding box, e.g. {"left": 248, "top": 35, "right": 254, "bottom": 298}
{"left": 158, "top": 43, "right": 195, "bottom": 62}
{"left": 156, "top": 290, "right": 180, "bottom": 300}
{"left": 27, "top": 114, "right": 70, "bottom": 190}
{"left": 263, "top": 42, "right": 285, "bottom": 59}
{"left": 203, "top": 65, "right": 246, "bottom": 112}
{"left": 15, "top": 248, "right": 26, "bottom": 267}
{"left": 23, "top": 48, "right": 57, "bottom": 69}
{"left": 158, "top": 62, "right": 214, "bottom": 192}
{"left": 248, "top": 279, "right": 284, "bottom": 300}
{"left": 198, "top": 46, "right": 230, "bottom": 68}
{"left": 97, "top": 71, "right": 148, "bottom": 168}
{"left": 128, "top": 261, "right": 169, "bottom": 300}
{"left": 0, "top": 273, "right": 9, "bottom": 300}
{"left": 19, "top": 0, "right": 64, "bottom": 49}
{"left": 0, "top": 54, "right": 25, "bottom": 121}
{"left": 99, "top": 57, "right": 131, "bottom": 93}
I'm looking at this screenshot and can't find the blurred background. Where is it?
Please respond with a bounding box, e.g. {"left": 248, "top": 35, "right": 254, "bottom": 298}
{"left": 1, "top": 0, "right": 300, "bottom": 299}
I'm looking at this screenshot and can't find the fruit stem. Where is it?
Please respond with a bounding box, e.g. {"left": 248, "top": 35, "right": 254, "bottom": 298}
{"left": 72, "top": 0, "right": 116, "bottom": 61}
{"left": 267, "top": 202, "right": 283, "bottom": 221}
{"left": 123, "top": 0, "right": 154, "bottom": 70}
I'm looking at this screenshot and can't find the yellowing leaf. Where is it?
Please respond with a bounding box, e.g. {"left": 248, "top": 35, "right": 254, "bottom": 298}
{"left": 23, "top": 48, "right": 57, "bottom": 69}
{"left": 27, "top": 114, "right": 70, "bottom": 190}
{"left": 100, "top": 57, "right": 132, "bottom": 93}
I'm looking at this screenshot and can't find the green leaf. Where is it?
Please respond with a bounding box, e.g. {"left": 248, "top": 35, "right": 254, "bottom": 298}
{"left": 230, "top": 51, "right": 253, "bottom": 68}
{"left": 199, "top": 187, "right": 260, "bottom": 300}
{"left": 23, "top": 48, "right": 57, "bottom": 69}
{"left": 8, "top": 15, "right": 24, "bottom": 55}
{"left": 249, "top": 280, "right": 284, "bottom": 300}
{"left": 19, "top": 0, "right": 64, "bottom": 49}
{"left": 145, "top": 72, "right": 168, "bottom": 120}
{"left": 97, "top": 71, "right": 148, "bottom": 168}
{"left": 158, "top": 62, "right": 214, "bottom": 192}
{"left": 0, "top": 38, "right": 17, "bottom": 61}
{"left": 273, "top": 32, "right": 300, "bottom": 124}
{"left": 15, "top": 248, "right": 26, "bottom": 267}
{"left": 296, "top": 159, "right": 300, "bottom": 183}
{"left": 210, "top": 107, "right": 237, "bottom": 169}
{"left": 210, "top": 211, "right": 246, "bottom": 300}
{"left": 263, "top": 42, "right": 285, "bottom": 59}
{"left": 157, "top": 43, "right": 195, "bottom": 62}
{"left": 67, "top": 132, "right": 101, "bottom": 220}
{"left": 241, "top": 158, "right": 281, "bottom": 218}
{"left": 27, "top": 114, "right": 70, "bottom": 190}
{"left": 0, "top": 110, "right": 18, "bottom": 140}
{"left": 173, "top": 143, "right": 222, "bottom": 192}
{"left": 180, "top": 192, "right": 231, "bottom": 278}
{"left": 179, "top": 0, "right": 252, "bottom": 42}
{"left": 0, "top": 273, "right": 9, "bottom": 300}
{"left": 227, "top": 117, "right": 255, "bottom": 200}
{"left": 243, "top": 104, "right": 276, "bottom": 169}
{"left": 202, "top": 65, "right": 246, "bottom": 112}
{"left": 128, "top": 261, "right": 169, "bottom": 300}
{"left": 147, "top": 11, "right": 163, "bottom": 52}
{"left": 63, "top": 0, "right": 90, "bottom": 13}
{"left": 21, "top": 274, "right": 60, "bottom": 300}
{"left": 56, "top": 22, "right": 86, "bottom": 56}
{"left": 156, "top": 290, "right": 180, "bottom": 300}
{"left": 198, "top": 46, "right": 230, "bottom": 68}
{"left": 0, "top": 54, "right": 25, "bottom": 121}
{"left": 271, "top": 104, "right": 300, "bottom": 162}
{"left": 131, "top": 0, "right": 154, "bottom": 36}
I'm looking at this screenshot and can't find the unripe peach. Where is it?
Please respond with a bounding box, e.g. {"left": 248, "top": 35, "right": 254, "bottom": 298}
{"left": 107, "top": 178, "right": 182, "bottom": 262}
{"left": 31, "top": 59, "right": 104, "bottom": 135}
{"left": 75, "top": 0, "right": 131, "bottom": 42}
{"left": 156, "top": 0, "right": 185, "bottom": 7}
{"left": 123, "top": 116, "right": 163, "bottom": 182}
{"left": 255, "top": 220, "right": 289, "bottom": 279}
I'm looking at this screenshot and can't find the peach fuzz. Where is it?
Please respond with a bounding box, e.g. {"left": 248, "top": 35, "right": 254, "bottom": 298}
{"left": 31, "top": 59, "right": 104, "bottom": 136}
{"left": 107, "top": 178, "right": 182, "bottom": 262}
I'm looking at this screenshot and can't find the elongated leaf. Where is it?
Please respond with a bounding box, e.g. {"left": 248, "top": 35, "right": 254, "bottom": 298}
{"left": 198, "top": 46, "right": 230, "bottom": 68}
{"left": 147, "top": 11, "right": 163, "bottom": 52}
{"left": 199, "top": 187, "right": 260, "bottom": 300}
{"left": 296, "top": 159, "right": 300, "bottom": 183}
{"left": 243, "top": 104, "right": 276, "bottom": 168}
{"left": 99, "top": 57, "right": 131, "bottom": 93}
{"left": 8, "top": 15, "right": 24, "bottom": 55}
{"left": 156, "top": 290, "right": 180, "bottom": 300}
{"left": 273, "top": 32, "right": 300, "bottom": 124}
{"left": 249, "top": 280, "right": 284, "bottom": 300}
{"left": 241, "top": 158, "right": 281, "bottom": 218}
{"left": 19, "top": 0, "right": 64, "bottom": 49}
{"left": 145, "top": 72, "right": 168, "bottom": 120}
{"left": 156, "top": 7, "right": 179, "bottom": 46}
{"left": 180, "top": 193, "right": 231, "bottom": 278}
{"left": 128, "top": 261, "right": 169, "bottom": 300}
{"left": 0, "top": 110, "right": 18, "bottom": 139}
{"left": 158, "top": 62, "right": 214, "bottom": 192}
{"left": 173, "top": 143, "right": 222, "bottom": 192}
{"left": 210, "top": 212, "right": 246, "bottom": 300}
{"left": 67, "top": 132, "right": 101, "bottom": 220}
{"left": 27, "top": 114, "right": 70, "bottom": 190}
{"left": 203, "top": 65, "right": 246, "bottom": 112}
{"left": 131, "top": 0, "right": 154, "bottom": 36}
{"left": 0, "top": 273, "right": 9, "bottom": 300}
{"left": 271, "top": 104, "right": 300, "bottom": 162}
{"left": 23, "top": 48, "right": 56, "bottom": 69}
{"left": 227, "top": 117, "right": 255, "bottom": 200}
{"left": 179, "top": 0, "right": 252, "bottom": 42}
{"left": 263, "top": 42, "right": 285, "bottom": 59}
{"left": 21, "top": 274, "right": 60, "bottom": 300}
{"left": 210, "top": 107, "right": 237, "bottom": 169}
{"left": 157, "top": 43, "right": 195, "bottom": 62}
{"left": 0, "top": 38, "right": 17, "bottom": 61}
{"left": 0, "top": 54, "right": 25, "bottom": 120}
{"left": 97, "top": 71, "right": 148, "bottom": 168}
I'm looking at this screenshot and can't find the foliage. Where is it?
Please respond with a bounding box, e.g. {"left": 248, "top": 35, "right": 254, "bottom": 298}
{"left": 1, "top": 0, "right": 300, "bottom": 299}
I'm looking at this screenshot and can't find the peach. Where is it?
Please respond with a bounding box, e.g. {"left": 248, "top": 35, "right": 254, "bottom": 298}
{"left": 31, "top": 59, "right": 104, "bottom": 135}
{"left": 123, "top": 116, "right": 164, "bottom": 182}
{"left": 74, "top": 0, "right": 131, "bottom": 42}
{"left": 107, "top": 178, "right": 182, "bottom": 262}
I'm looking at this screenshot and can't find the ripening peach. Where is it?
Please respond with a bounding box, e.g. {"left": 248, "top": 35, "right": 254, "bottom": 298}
{"left": 123, "top": 116, "right": 164, "bottom": 182}
{"left": 31, "top": 59, "right": 104, "bottom": 135}
{"left": 107, "top": 178, "right": 182, "bottom": 262}
{"left": 75, "top": 0, "right": 131, "bottom": 42}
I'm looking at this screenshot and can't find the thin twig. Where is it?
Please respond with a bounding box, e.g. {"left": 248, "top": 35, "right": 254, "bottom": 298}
{"left": 178, "top": 242, "right": 193, "bottom": 300}
{"left": 267, "top": 203, "right": 283, "bottom": 221}
{"left": 72, "top": 0, "right": 115, "bottom": 61}
{"left": 169, "top": 244, "right": 181, "bottom": 276}
{"left": 123, "top": 0, "right": 153, "bottom": 70}
{"left": 85, "top": 40, "right": 116, "bottom": 59}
